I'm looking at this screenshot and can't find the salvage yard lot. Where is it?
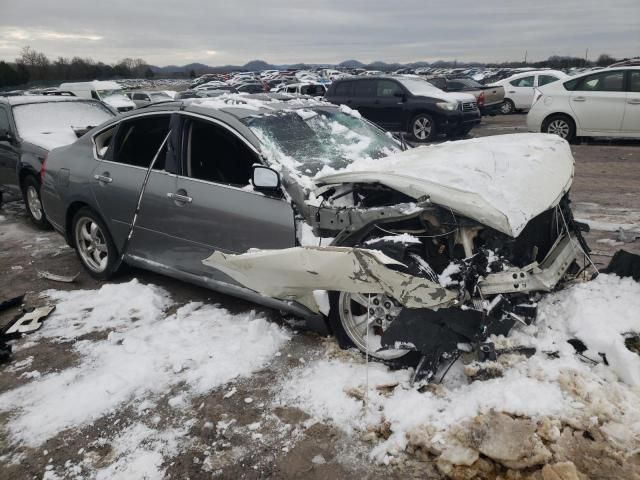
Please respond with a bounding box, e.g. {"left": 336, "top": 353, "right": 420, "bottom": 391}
{"left": 1, "top": 114, "right": 639, "bottom": 479}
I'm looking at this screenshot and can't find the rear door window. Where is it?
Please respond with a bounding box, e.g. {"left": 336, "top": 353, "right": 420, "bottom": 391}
{"left": 574, "top": 71, "right": 624, "bottom": 92}
{"left": 353, "top": 79, "right": 376, "bottom": 97}
{"left": 375, "top": 80, "right": 403, "bottom": 97}
{"left": 538, "top": 75, "right": 560, "bottom": 86}
{"left": 109, "top": 115, "right": 171, "bottom": 168}
{"left": 510, "top": 76, "right": 534, "bottom": 87}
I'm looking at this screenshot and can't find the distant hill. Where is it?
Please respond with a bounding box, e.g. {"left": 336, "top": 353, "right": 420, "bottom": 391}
{"left": 147, "top": 58, "right": 435, "bottom": 76}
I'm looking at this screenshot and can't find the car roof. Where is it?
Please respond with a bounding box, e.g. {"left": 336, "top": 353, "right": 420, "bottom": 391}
{"left": 0, "top": 95, "right": 99, "bottom": 106}
{"left": 113, "top": 93, "right": 339, "bottom": 121}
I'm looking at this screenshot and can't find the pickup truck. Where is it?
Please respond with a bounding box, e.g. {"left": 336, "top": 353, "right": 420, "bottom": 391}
{"left": 427, "top": 76, "right": 505, "bottom": 115}
{"left": 0, "top": 96, "right": 115, "bottom": 228}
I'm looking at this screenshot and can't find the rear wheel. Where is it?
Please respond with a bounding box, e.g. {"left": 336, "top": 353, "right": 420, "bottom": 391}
{"left": 21, "top": 175, "right": 51, "bottom": 230}
{"left": 410, "top": 113, "right": 437, "bottom": 142}
{"left": 72, "top": 207, "right": 120, "bottom": 280}
{"left": 542, "top": 114, "right": 576, "bottom": 143}
{"left": 500, "top": 99, "right": 515, "bottom": 114}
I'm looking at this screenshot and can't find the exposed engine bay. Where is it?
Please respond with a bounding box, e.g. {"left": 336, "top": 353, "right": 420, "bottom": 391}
{"left": 298, "top": 181, "right": 589, "bottom": 376}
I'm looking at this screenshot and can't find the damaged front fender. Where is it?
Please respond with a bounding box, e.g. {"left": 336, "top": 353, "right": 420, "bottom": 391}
{"left": 202, "top": 246, "right": 457, "bottom": 313}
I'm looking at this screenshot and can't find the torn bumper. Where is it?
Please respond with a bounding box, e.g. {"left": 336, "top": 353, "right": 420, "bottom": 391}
{"left": 478, "top": 234, "right": 579, "bottom": 296}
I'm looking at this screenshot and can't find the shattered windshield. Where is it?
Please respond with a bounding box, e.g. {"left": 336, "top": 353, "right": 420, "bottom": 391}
{"left": 243, "top": 108, "right": 401, "bottom": 177}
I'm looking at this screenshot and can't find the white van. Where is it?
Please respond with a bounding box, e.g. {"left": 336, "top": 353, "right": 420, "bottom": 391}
{"left": 59, "top": 81, "right": 136, "bottom": 112}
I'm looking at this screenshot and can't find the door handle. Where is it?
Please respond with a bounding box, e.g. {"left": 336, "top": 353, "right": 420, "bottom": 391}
{"left": 572, "top": 96, "right": 586, "bottom": 102}
{"left": 167, "top": 192, "right": 192, "bottom": 204}
{"left": 508, "top": 90, "right": 515, "bottom": 93}
{"left": 628, "top": 98, "right": 640, "bottom": 105}
{"left": 93, "top": 173, "right": 113, "bottom": 184}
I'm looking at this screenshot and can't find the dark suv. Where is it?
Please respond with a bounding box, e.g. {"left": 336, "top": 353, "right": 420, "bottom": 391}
{"left": 325, "top": 76, "right": 481, "bottom": 142}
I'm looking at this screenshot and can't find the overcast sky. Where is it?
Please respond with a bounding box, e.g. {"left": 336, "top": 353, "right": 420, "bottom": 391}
{"left": 0, "top": 0, "right": 638, "bottom": 66}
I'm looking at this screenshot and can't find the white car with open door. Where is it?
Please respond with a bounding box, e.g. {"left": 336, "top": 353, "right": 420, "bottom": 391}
{"left": 527, "top": 67, "right": 640, "bottom": 142}
{"left": 493, "top": 70, "right": 568, "bottom": 114}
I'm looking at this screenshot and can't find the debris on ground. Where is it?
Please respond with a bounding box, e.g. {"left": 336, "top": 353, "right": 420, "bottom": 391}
{"left": 37, "top": 270, "right": 81, "bottom": 283}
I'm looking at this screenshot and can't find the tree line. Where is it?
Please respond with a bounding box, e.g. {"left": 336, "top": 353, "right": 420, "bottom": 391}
{"left": 0, "top": 46, "right": 155, "bottom": 89}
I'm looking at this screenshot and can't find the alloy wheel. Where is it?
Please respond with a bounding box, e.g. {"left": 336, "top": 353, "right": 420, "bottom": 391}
{"left": 26, "top": 185, "right": 43, "bottom": 221}
{"left": 500, "top": 101, "right": 513, "bottom": 114}
{"left": 413, "top": 116, "right": 432, "bottom": 141}
{"left": 338, "top": 291, "right": 407, "bottom": 360}
{"left": 547, "top": 119, "right": 570, "bottom": 139}
{"left": 74, "top": 217, "right": 109, "bottom": 273}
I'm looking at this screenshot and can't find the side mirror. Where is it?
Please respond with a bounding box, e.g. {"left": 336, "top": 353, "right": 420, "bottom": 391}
{"left": 0, "top": 128, "right": 13, "bottom": 143}
{"left": 393, "top": 92, "right": 407, "bottom": 102}
{"left": 252, "top": 165, "right": 280, "bottom": 190}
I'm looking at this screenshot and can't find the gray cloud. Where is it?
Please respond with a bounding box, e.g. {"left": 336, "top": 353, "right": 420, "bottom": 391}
{"left": 0, "top": 0, "right": 638, "bottom": 66}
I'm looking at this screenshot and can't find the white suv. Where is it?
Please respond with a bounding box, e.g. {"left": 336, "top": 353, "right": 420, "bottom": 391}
{"left": 492, "top": 70, "right": 568, "bottom": 114}
{"left": 527, "top": 67, "right": 640, "bottom": 142}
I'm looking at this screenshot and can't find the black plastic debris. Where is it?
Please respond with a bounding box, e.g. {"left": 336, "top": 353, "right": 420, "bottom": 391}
{"left": 603, "top": 250, "right": 640, "bottom": 282}
{"left": 0, "top": 295, "right": 54, "bottom": 363}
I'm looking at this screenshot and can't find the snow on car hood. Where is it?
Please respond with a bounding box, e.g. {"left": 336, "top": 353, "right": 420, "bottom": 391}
{"left": 21, "top": 129, "right": 79, "bottom": 151}
{"left": 102, "top": 94, "right": 135, "bottom": 109}
{"left": 314, "top": 133, "right": 574, "bottom": 238}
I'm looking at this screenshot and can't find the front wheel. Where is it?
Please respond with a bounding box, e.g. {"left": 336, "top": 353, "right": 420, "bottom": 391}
{"left": 410, "top": 114, "right": 437, "bottom": 142}
{"left": 22, "top": 175, "right": 51, "bottom": 230}
{"left": 328, "top": 291, "right": 413, "bottom": 362}
{"left": 72, "top": 207, "right": 120, "bottom": 280}
{"left": 542, "top": 114, "right": 576, "bottom": 143}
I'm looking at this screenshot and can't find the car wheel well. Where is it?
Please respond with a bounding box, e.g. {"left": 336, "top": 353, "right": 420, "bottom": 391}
{"left": 18, "top": 169, "right": 38, "bottom": 190}
{"left": 541, "top": 113, "right": 577, "bottom": 143}
{"left": 65, "top": 203, "right": 110, "bottom": 248}
{"left": 542, "top": 112, "right": 575, "bottom": 130}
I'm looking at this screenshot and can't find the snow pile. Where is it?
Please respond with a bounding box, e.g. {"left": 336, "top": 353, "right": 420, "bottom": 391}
{"left": 277, "top": 274, "right": 640, "bottom": 471}
{"left": 0, "top": 280, "right": 290, "bottom": 447}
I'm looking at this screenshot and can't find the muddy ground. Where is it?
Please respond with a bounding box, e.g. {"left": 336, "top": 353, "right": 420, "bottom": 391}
{"left": 1, "top": 114, "right": 639, "bottom": 479}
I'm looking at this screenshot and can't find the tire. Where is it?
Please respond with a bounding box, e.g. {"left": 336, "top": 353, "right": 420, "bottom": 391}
{"left": 21, "top": 175, "right": 51, "bottom": 230}
{"left": 500, "top": 99, "right": 515, "bottom": 115}
{"left": 71, "top": 207, "right": 120, "bottom": 280}
{"left": 327, "top": 291, "right": 422, "bottom": 367}
{"left": 410, "top": 113, "right": 437, "bottom": 142}
{"left": 542, "top": 114, "right": 576, "bottom": 143}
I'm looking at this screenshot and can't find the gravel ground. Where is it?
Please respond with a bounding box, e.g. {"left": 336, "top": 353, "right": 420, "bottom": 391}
{"left": 0, "top": 113, "right": 639, "bottom": 479}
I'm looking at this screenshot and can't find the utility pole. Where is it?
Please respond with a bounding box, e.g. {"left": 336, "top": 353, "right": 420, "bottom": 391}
{"left": 585, "top": 48, "right": 589, "bottom": 66}
{"left": 524, "top": 50, "right": 528, "bottom": 65}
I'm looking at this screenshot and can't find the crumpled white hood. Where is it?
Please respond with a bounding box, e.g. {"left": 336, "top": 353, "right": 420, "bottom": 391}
{"left": 314, "top": 133, "right": 574, "bottom": 238}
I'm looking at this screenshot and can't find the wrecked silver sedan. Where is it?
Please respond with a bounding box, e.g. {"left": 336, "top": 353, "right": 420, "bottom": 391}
{"left": 41, "top": 94, "right": 590, "bottom": 377}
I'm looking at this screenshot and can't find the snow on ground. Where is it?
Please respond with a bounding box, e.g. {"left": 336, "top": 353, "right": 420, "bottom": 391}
{"left": 277, "top": 274, "right": 640, "bottom": 470}
{"left": 0, "top": 279, "right": 290, "bottom": 455}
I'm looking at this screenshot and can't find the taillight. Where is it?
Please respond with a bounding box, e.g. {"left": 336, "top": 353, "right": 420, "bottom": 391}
{"left": 477, "top": 91, "right": 485, "bottom": 106}
{"left": 40, "top": 155, "right": 47, "bottom": 183}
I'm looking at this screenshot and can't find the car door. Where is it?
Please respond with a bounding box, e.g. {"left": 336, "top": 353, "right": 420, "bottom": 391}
{"left": 569, "top": 70, "right": 626, "bottom": 132}
{"left": 90, "top": 113, "right": 172, "bottom": 247}
{"left": 0, "top": 105, "right": 20, "bottom": 193}
{"left": 507, "top": 75, "right": 535, "bottom": 109}
{"left": 622, "top": 70, "right": 640, "bottom": 134}
{"left": 368, "top": 79, "right": 406, "bottom": 130}
{"left": 133, "top": 114, "right": 295, "bottom": 280}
